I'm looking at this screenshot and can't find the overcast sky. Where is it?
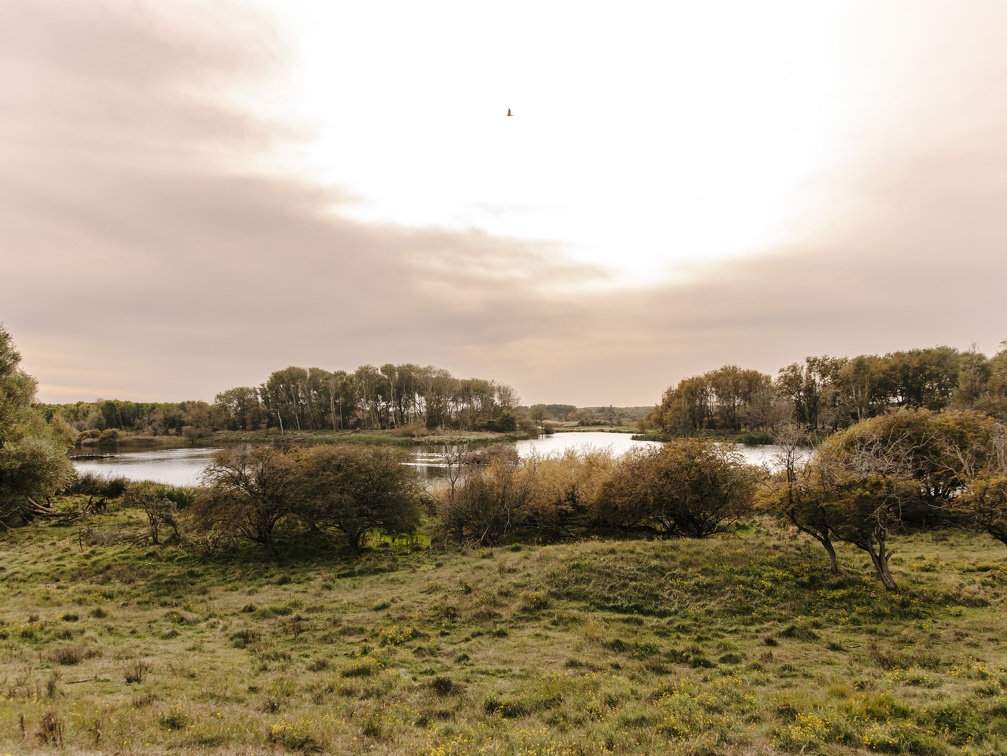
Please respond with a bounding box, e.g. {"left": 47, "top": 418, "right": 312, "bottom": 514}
{"left": 2, "top": 0, "right": 1006, "bottom": 407}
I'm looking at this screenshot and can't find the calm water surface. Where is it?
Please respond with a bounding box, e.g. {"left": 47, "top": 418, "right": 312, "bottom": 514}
{"left": 410, "top": 431, "right": 661, "bottom": 476}
{"left": 70, "top": 435, "right": 803, "bottom": 485}
{"left": 72, "top": 447, "right": 222, "bottom": 487}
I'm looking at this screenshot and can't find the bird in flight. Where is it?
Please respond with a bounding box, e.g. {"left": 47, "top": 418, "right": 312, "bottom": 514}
{"left": 507, "top": 108, "right": 513, "bottom": 116}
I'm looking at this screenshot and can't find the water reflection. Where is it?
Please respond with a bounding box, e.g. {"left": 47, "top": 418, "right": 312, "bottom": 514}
{"left": 72, "top": 447, "right": 222, "bottom": 487}
{"left": 731, "top": 444, "right": 810, "bottom": 470}
{"left": 410, "top": 431, "right": 661, "bottom": 478}
{"left": 70, "top": 435, "right": 810, "bottom": 486}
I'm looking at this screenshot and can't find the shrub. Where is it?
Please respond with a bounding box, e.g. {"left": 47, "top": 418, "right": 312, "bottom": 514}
{"left": 296, "top": 445, "right": 423, "bottom": 554}
{"left": 484, "top": 696, "right": 529, "bottom": 718}
{"left": 432, "top": 448, "right": 616, "bottom": 546}
{"left": 159, "top": 705, "right": 190, "bottom": 730}
{"left": 597, "top": 438, "right": 757, "bottom": 537}
{"left": 190, "top": 447, "right": 299, "bottom": 557}
{"left": 70, "top": 471, "right": 129, "bottom": 499}
{"left": 431, "top": 676, "right": 458, "bottom": 696}
{"left": 37, "top": 710, "right": 64, "bottom": 747}
{"left": 50, "top": 645, "right": 97, "bottom": 666}
{"left": 123, "top": 482, "right": 181, "bottom": 544}
{"left": 124, "top": 658, "right": 151, "bottom": 684}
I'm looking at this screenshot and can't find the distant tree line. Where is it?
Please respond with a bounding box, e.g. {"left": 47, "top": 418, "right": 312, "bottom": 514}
{"left": 226, "top": 364, "right": 519, "bottom": 433}
{"left": 43, "top": 363, "right": 522, "bottom": 439}
{"left": 41, "top": 399, "right": 215, "bottom": 442}
{"left": 648, "top": 345, "right": 1007, "bottom": 436}
{"left": 525, "top": 404, "right": 651, "bottom": 428}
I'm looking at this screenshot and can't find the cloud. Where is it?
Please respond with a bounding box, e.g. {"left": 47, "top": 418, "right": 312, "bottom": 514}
{"left": 0, "top": 0, "right": 608, "bottom": 402}
{"left": 2, "top": 0, "right": 1006, "bottom": 408}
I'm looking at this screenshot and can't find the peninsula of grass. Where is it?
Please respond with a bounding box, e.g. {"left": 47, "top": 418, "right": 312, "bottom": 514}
{"left": 75, "top": 427, "right": 539, "bottom": 453}
{"left": 3, "top": 507, "right": 1007, "bottom": 754}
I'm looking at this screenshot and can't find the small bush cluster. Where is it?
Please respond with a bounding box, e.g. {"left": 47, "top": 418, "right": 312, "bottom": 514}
{"left": 69, "top": 471, "right": 130, "bottom": 499}
{"left": 190, "top": 445, "right": 422, "bottom": 557}
{"left": 431, "top": 440, "right": 756, "bottom": 546}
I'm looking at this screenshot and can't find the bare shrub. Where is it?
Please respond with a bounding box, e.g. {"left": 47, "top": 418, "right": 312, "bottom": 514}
{"left": 49, "top": 646, "right": 89, "bottom": 666}
{"left": 123, "top": 482, "right": 182, "bottom": 544}
{"left": 45, "top": 670, "right": 61, "bottom": 699}
{"left": 37, "top": 710, "right": 64, "bottom": 747}
{"left": 432, "top": 449, "right": 617, "bottom": 546}
{"left": 124, "top": 658, "right": 151, "bottom": 684}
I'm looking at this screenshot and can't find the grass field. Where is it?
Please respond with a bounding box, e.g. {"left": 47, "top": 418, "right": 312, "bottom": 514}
{"left": 3, "top": 504, "right": 1007, "bottom": 754}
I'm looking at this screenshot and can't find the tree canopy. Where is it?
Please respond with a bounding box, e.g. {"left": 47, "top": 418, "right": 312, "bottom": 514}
{"left": 649, "top": 343, "right": 1007, "bottom": 436}
{"left": 597, "top": 438, "right": 756, "bottom": 538}
{"left": 296, "top": 445, "right": 422, "bottom": 553}
{"left": 0, "top": 325, "right": 74, "bottom": 528}
{"left": 192, "top": 444, "right": 423, "bottom": 556}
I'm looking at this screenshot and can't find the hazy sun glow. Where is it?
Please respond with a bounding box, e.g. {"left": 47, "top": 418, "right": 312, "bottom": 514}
{"left": 250, "top": 1, "right": 936, "bottom": 286}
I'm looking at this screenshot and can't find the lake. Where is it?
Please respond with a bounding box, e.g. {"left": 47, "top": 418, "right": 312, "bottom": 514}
{"left": 71, "top": 433, "right": 800, "bottom": 486}
{"left": 72, "top": 447, "right": 223, "bottom": 487}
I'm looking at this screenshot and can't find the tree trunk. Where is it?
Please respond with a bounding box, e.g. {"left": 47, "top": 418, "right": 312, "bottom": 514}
{"left": 858, "top": 534, "right": 897, "bottom": 590}
{"left": 259, "top": 529, "right": 277, "bottom": 558}
{"left": 788, "top": 509, "right": 840, "bottom": 574}
{"left": 987, "top": 524, "right": 1007, "bottom": 548}
{"left": 349, "top": 530, "right": 364, "bottom": 555}
{"left": 823, "top": 537, "right": 839, "bottom": 575}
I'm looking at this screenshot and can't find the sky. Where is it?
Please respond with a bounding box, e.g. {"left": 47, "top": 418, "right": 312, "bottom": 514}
{"left": 2, "top": 0, "right": 1006, "bottom": 407}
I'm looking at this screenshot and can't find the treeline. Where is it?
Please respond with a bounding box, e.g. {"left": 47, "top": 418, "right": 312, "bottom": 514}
{"left": 41, "top": 399, "right": 215, "bottom": 441}
{"left": 8, "top": 314, "right": 1007, "bottom": 595}
{"left": 44, "top": 363, "right": 522, "bottom": 439}
{"left": 526, "top": 404, "right": 652, "bottom": 427}
{"left": 648, "top": 345, "right": 1007, "bottom": 435}
{"left": 220, "top": 364, "right": 519, "bottom": 433}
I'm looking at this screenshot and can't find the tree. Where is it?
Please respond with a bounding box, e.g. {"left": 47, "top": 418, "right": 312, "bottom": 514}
{"left": 650, "top": 374, "right": 713, "bottom": 433}
{"left": 821, "top": 468, "right": 915, "bottom": 591}
{"left": 123, "top": 482, "right": 181, "bottom": 545}
{"left": 815, "top": 417, "right": 931, "bottom": 590}
{"left": 833, "top": 409, "right": 995, "bottom": 515}
{"left": 977, "top": 342, "right": 1007, "bottom": 420}
{"left": 776, "top": 357, "right": 845, "bottom": 430}
{"left": 598, "top": 438, "right": 756, "bottom": 537}
{"left": 296, "top": 445, "right": 422, "bottom": 553}
{"left": 739, "top": 386, "right": 792, "bottom": 433}
{"left": 214, "top": 386, "right": 264, "bottom": 431}
{"left": 707, "top": 365, "right": 772, "bottom": 432}
{"left": 0, "top": 325, "right": 74, "bottom": 528}
{"left": 758, "top": 424, "right": 842, "bottom": 574}
{"left": 833, "top": 355, "right": 888, "bottom": 425}
{"left": 957, "top": 421, "right": 1007, "bottom": 546}
{"left": 192, "top": 447, "right": 298, "bottom": 556}
{"left": 885, "top": 347, "right": 960, "bottom": 411}
{"left": 962, "top": 472, "right": 1007, "bottom": 546}
{"left": 952, "top": 345, "right": 991, "bottom": 411}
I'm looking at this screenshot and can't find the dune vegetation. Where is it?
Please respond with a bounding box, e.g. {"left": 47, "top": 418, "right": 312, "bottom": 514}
{"left": 4, "top": 502, "right": 1007, "bottom": 754}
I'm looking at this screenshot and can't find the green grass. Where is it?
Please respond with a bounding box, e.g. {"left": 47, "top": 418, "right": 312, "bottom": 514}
{"left": 3, "top": 508, "right": 1007, "bottom": 753}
